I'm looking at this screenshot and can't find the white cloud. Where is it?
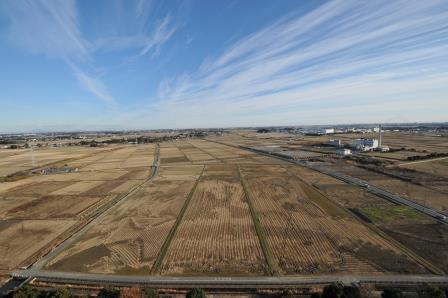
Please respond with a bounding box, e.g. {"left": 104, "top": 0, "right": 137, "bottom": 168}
{"left": 1, "top": 0, "right": 116, "bottom": 104}
{"left": 139, "top": 14, "right": 177, "bottom": 57}
{"left": 70, "top": 64, "right": 115, "bottom": 104}
{"left": 3, "top": 0, "right": 89, "bottom": 60}
{"left": 154, "top": 0, "right": 448, "bottom": 127}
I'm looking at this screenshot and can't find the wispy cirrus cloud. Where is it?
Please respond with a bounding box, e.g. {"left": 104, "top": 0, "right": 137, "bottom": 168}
{"left": 69, "top": 63, "right": 115, "bottom": 104}
{"left": 155, "top": 0, "right": 448, "bottom": 126}
{"left": 90, "top": 0, "right": 177, "bottom": 57}
{"left": 1, "top": 0, "right": 116, "bottom": 104}
{"left": 139, "top": 14, "right": 177, "bottom": 57}
{"left": 2, "top": 0, "right": 89, "bottom": 60}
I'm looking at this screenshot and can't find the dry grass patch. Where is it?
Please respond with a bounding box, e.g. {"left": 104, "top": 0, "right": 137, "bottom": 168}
{"left": 3, "top": 195, "right": 105, "bottom": 219}
{"left": 242, "top": 168, "right": 426, "bottom": 275}
{"left": 0, "top": 219, "right": 76, "bottom": 270}
{"left": 50, "top": 181, "right": 105, "bottom": 195}
{"left": 161, "top": 178, "right": 266, "bottom": 275}
{"left": 0, "top": 196, "right": 40, "bottom": 218}
{"left": 4, "top": 181, "right": 74, "bottom": 197}
{"left": 47, "top": 179, "right": 195, "bottom": 274}
{"left": 156, "top": 166, "right": 203, "bottom": 181}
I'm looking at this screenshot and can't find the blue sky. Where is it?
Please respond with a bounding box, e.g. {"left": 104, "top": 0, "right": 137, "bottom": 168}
{"left": 0, "top": 0, "right": 447, "bottom": 132}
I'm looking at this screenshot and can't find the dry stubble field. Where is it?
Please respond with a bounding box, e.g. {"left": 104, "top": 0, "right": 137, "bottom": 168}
{"left": 0, "top": 144, "right": 154, "bottom": 272}
{"left": 240, "top": 164, "right": 426, "bottom": 275}
{"left": 1, "top": 136, "right": 442, "bottom": 277}
{"left": 160, "top": 164, "right": 266, "bottom": 275}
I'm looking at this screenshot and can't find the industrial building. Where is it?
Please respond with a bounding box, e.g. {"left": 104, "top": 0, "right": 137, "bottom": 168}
{"left": 351, "top": 138, "right": 379, "bottom": 151}
{"left": 319, "top": 128, "right": 335, "bottom": 135}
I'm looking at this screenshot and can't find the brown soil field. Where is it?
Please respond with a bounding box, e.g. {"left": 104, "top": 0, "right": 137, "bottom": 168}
{"left": 178, "top": 147, "right": 216, "bottom": 163}
{"left": 8, "top": 137, "right": 441, "bottom": 277}
{"left": 0, "top": 196, "right": 39, "bottom": 218}
{"left": 288, "top": 166, "right": 346, "bottom": 186}
{"left": 314, "top": 184, "right": 393, "bottom": 208}
{"left": 0, "top": 180, "right": 32, "bottom": 193}
{"left": 369, "top": 179, "right": 448, "bottom": 212}
{"left": 50, "top": 181, "right": 106, "bottom": 195}
{"left": 3, "top": 195, "right": 105, "bottom": 219}
{"left": 47, "top": 178, "right": 196, "bottom": 274}
{"left": 0, "top": 219, "right": 76, "bottom": 270}
{"left": 400, "top": 159, "right": 448, "bottom": 177}
{"left": 156, "top": 166, "right": 203, "bottom": 181}
{"left": 0, "top": 147, "right": 103, "bottom": 177}
{"left": 4, "top": 181, "right": 75, "bottom": 196}
{"left": 241, "top": 165, "right": 426, "bottom": 275}
{"left": 326, "top": 161, "right": 448, "bottom": 213}
{"left": 203, "top": 164, "right": 239, "bottom": 178}
{"left": 161, "top": 156, "right": 190, "bottom": 164}
{"left": 382, "top": 223, "right": 448, "bottom": 273}
{"left": 161, "top": 174, "right": 266, "bottom": 275}
{"left": 366, "top": 151, "right": 428, "bottom": 161}
{"left": 108, "top": 180, "right": 142, "bottom": 194}
{"left": 0, "top": 144, "right": 156, "bottom": 273}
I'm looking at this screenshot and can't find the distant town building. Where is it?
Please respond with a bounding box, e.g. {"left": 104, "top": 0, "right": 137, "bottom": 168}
{"left": 319, "top": 128, "right": 335, "bottom": 135}
{"left": 305, "top": 128, "right": 335, "bottom": 136}
{"left": 325, "top": 139, "right": 342, "bottom": 147}
{"left": 337, "top": 148, "right": 352, "bottom": 156}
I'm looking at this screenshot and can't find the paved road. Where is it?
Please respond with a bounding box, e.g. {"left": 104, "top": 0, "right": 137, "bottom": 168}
{"left": 10, "top": 270, "right": 448, "bottom": 288}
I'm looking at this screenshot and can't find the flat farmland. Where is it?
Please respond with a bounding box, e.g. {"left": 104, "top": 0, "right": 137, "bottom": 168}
{"left": 366, "top": 150, "right": 428, "bottom": 161}
{"left": 325, "top": 161, "right": 448, "bottom": 213}
{"left": 4, "top": 136, "right": 444, "bottom": 278}
{"left": 313, "top": 184, "right": 393, "bottom": 208}
{"left": 191, "top": 140, "right": 288, "bottom": 165}
{"left": 176, "top": 143, "right": 220, "bottom": 164}
{"left": 0, "top": 147, "right": 104, "bottom": 178}
{"left": 0, "top": 219, "right": 76, "bottom": 270}
{"left": 161, "top": 164, "right": 266, "bottom": 275}
{"left": 240, "top": 164, "right": 426, "bottom": 275}
{"left": 160, "top": 144, "right": 191, "bottom": 165}
{"left": 1, "top": 195, "right": 108, "bottom": 219}
{"left": 46, "top": 165, "right": 202, "bottom": 274}
{"left": 357, "top": 206, "right": 448, "bottom": 273}
{"left": 188, "top": 140, "right": 258, "bottom": 162}
{"left": 0, "top": 144, "right": 156, "bottom": 273}
{"left": 400, "top": 158, "right": 448, "bottom": 177}
{"left": 157, "top": 165, "right": 204, "bottom": 181}
{"left": 288, "top": 166, "right": 393, "bottom": 208}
